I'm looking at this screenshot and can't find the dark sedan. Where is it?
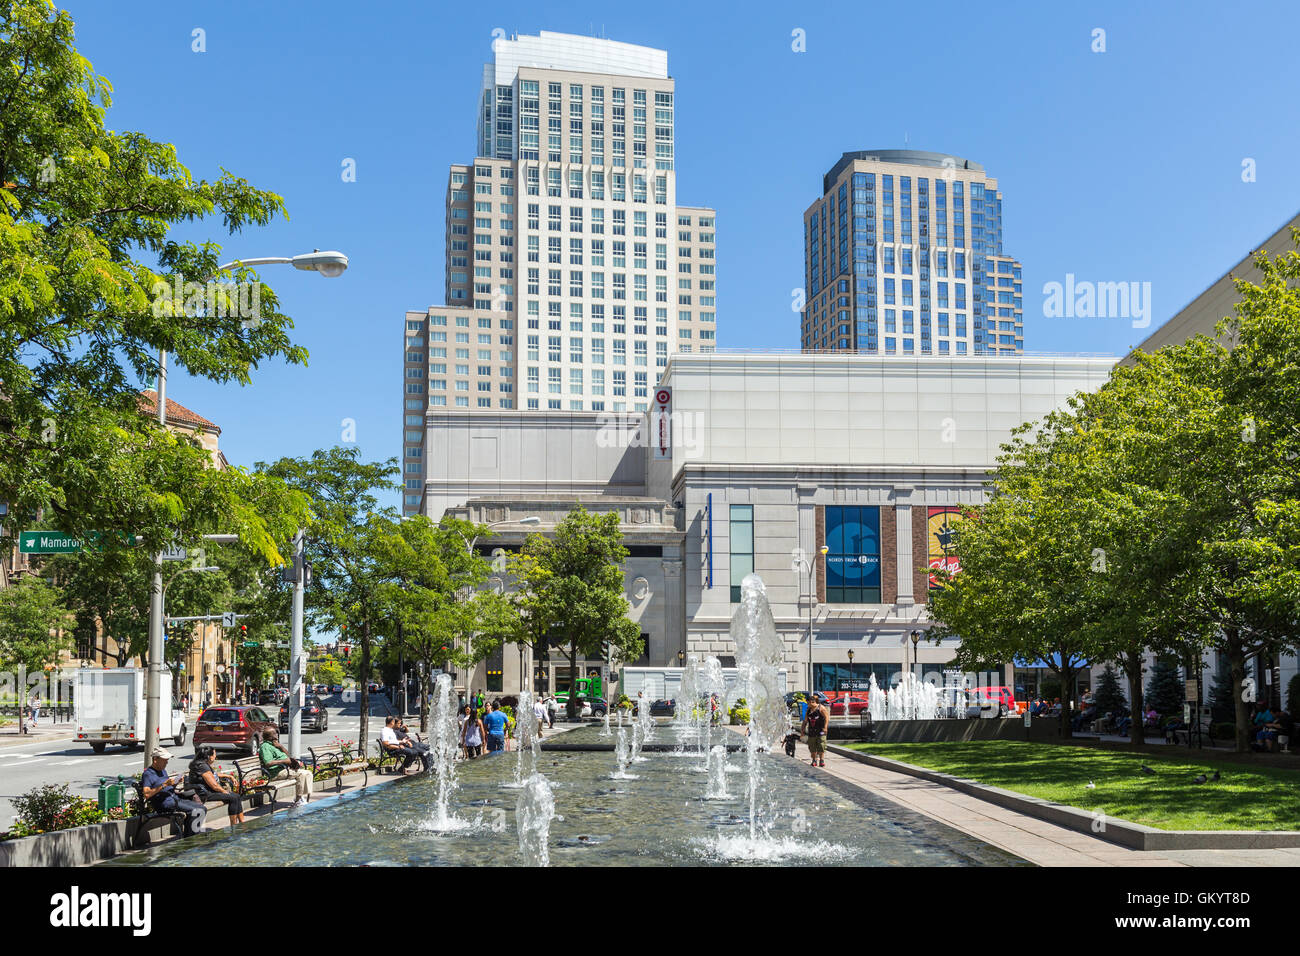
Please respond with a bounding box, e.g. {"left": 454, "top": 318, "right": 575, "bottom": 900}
{"left": 279, "top": 695, "right": 328, "bottom": 734}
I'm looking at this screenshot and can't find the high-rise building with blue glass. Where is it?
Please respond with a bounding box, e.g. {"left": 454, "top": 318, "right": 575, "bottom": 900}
{"left": 801, "top": 150, "right": 1024, "bottom": 355}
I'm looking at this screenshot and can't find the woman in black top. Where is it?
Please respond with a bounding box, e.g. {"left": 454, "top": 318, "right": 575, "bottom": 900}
{"left": 187, "top": 744, "right": 246, "bottom": 824}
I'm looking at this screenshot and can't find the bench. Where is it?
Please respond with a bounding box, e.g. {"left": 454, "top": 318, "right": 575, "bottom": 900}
{"left": 1167, "top": 720, "right": 1218, "bottom": 747}
{"left": 374, "top": 735, "right": 426, "bottom": 775}
{"left": 231, "top": 755, "right": 295, "bottom": 811}
{"left": 129, "top": 776, "right": 197, "bottom": 848}
{"left": 308, "top": 744, "right": 368, "bottom": 790}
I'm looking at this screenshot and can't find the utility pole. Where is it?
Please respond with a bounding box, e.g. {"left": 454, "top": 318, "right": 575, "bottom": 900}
{"left": 288, "top": 529, "right": 305, "bottom": 760}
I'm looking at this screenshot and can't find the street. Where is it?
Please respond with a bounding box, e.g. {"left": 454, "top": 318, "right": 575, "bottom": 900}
{"left": 0, "top": 693, "right": 397, "bottom": 830}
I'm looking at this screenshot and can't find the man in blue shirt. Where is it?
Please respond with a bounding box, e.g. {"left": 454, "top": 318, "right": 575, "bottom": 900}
{"left": 482, "top": 701, "right": 510, "bottom": 753}
{"left": 141, "top": 747, "right": 206, "bottom": 835}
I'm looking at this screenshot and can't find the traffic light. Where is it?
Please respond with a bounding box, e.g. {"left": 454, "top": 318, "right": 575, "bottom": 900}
{"left": 240, "top": 624, "right": 247, "bottom": 637}
{"left": 343, "top": 645, "right": 350, "bottom": 660}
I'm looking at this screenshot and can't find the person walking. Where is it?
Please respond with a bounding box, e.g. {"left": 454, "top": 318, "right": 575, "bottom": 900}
{"left": 461, "top": 708, "right": 485, "bottom": 758}
{"left": 29, "top": 692, "right": 40, "bottom": 726}
{"left": 801, "top": 695, "right": 829, "bottom": 768}
{"left": 482, "top": 701, "right": 509, "bottom": 754}
{"left": 545, "top": 694, "right": 556, "bottom": 728}
{"left": 532, "top": 695, "right": 548, "bottom": 739}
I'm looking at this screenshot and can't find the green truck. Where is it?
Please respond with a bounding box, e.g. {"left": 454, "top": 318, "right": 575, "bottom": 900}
{"left": 552, "top": 675, "right": 607, "bottom": 716}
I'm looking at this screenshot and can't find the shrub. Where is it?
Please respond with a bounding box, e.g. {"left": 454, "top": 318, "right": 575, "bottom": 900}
{"left": 7, "top": 783, "right": 111, "bottom": 838}
{"left": 729, "top": 698, "right": 750, "bottom": 725}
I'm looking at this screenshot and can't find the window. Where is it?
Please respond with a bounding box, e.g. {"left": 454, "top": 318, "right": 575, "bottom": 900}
{"left": 729, "top": 505, "right": 754, "bottom": 603}
{"left": 824, "top": 506, "right": 882, "bottom": 603}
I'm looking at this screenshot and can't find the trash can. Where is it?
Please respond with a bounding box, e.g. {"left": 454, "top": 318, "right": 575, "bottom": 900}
{"left": 97, "top": 776, "right": 128, "bottom": 814}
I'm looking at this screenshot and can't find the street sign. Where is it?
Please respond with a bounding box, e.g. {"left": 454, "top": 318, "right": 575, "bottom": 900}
{"left": 160, "top": 544, "right": 187, "bottom": 562}
{"left": 221, "top": 612, "right": 237, "bottom": 627}
{"left": 19, "top": 530, "right": 95, "bottom": 554}
{"left": 242, "top": 641, "right": 259, "bottom": 648}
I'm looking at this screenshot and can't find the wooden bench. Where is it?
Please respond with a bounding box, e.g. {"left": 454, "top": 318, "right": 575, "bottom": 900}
{"left": 129, "top": 776, "right": 200, "bottom": 848}
{"left": 374, "top": 735, "right": 427, "bottom": 775}
{"left": 231, "top": 755, "right": 294, "bottom": 811}
{"left": 309, "top": 744, "right": 368, "bottom": 790}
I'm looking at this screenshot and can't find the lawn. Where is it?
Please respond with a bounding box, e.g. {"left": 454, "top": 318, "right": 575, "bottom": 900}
{"left": 846, "top": 740, "right": 1300, "bottom": 831}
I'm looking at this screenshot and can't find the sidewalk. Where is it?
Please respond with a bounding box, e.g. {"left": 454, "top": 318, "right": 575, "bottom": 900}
{"left": 0, "top": 719, "right": 79, "bottom": 747}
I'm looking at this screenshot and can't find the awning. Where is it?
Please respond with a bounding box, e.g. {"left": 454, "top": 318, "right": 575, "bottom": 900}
{"left": 1014, "top": 655, "right": 1091, "bottom": 669}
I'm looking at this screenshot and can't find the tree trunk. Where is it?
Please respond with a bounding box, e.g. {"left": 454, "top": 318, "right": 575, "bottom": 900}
{"left": 1227, "top": 628, "right": 1250, "bottom": 753}
{"left": 1055, "top": 657, "right": 1073, "bottom": 739}
{"left": 1124, "top": 652, "right": 1146, "bottom": 747}
{"left": 420, "top": 665, "right": 430, "bottom": 734}
{"left": 359, "top": 623, "right": 371, "bottom": 758}
{"left": 566, "top": 643, "right": 578, "bottom": 720}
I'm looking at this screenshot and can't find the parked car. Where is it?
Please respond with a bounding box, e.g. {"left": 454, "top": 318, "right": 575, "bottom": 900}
{"left": 648, "top": 698, "right": 676, "bottom": 717}
{"left": 970, "top": 686, "right": 1015, "bottom": 716}
{"left": 828, "top": 694, "right": 869, "bottom": 716}
{"left": 193, "top": 705, "right": 278, "bottom": 755}
{"left": 279, "top": 695, "right": 328, "bottom": 734}
{"left": 256, "top": 689, "right": 279, "bottom": 706}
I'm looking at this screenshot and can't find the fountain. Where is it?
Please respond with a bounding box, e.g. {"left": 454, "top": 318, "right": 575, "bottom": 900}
{"left": 637, "top": 692, "right": 655, "bottom": 742}
{"left": 867, "top": 673, "right": 886, "bottom": 723}
{"left": 731, "top": 573, "right": 786, "bottom": 842}
{"left": 610, "top": 727, "right": 637, "bottom": 780}
{"left": 630, "top": 717, "right": 647, "bottom": 763}
{"left": 507, "top": 690, "right": 540, "bottom": 789}
{"left": 599, "top": 709, "right": 612, "bottom": 738}
{"left": 696, "top": 656, "right": 725, "bottom": 770}
{"left": 883, "top": 672, "right": 940, "bottom": 720}
{"left": 675, "top": 656, "right": 699, "bottom": 754}
{"left": 705, "top": 744, "right": 730, "bottom": 799}
{"left": 516, "top": 773, "right": 555, "bottom": 866}
{"left": 428, "top": 673, "right": 463, "bottom": 830}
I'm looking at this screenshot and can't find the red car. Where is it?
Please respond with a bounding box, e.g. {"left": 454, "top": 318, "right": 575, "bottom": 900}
{"left": 968, "top": 686, "right": 1016, "bottom": 716}
{"left": 193, "top": 705, "right": 278, "bottom": 755}
{"left": 828, "top": 694, "right": 870, "bottom": 716}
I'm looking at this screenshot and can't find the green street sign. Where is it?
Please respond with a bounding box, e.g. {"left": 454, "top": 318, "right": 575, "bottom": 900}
{"left": 18, "top": 530, "right": 134, "bottom": 553}
{"left": 19, "top": 530, "right": 94, "bottom": 554}
{"left": 242, "top": 642, "right": 260, "bottom": 648}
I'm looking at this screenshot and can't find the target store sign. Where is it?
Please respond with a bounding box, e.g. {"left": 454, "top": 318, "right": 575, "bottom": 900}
{"left": 652, "top": 387, "right": 672, "bottom": 460}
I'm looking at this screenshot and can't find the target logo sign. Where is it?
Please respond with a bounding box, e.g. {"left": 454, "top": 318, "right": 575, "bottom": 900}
{"left": 652, "top": 387, "right": 672, "bottom": 460}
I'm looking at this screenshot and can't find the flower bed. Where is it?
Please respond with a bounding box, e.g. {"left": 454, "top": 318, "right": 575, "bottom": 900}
{"left": 1, "top": 784, "right": 129, "bottom": 841}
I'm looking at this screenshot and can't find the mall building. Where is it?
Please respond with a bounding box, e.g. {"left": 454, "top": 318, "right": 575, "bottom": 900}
{"left": 419, "top": 350, "right": 1115, "bottom": 696}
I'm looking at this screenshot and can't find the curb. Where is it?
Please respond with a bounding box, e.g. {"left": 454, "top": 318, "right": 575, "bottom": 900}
{"left": 829, "top": 744, "right": 1300, "bottom": 852}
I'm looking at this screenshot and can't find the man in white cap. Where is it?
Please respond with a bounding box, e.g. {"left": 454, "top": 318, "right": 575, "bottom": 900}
{"left": 141, "top": 747, "right": 207, "bottom": 835}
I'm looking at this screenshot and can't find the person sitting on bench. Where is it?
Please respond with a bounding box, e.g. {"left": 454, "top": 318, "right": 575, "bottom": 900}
{"left": 142, "top": 747, "right": 207, "bottom": 835}
{"left": 259, "top": 727, "right": 314, "bottom": 806}
{"left": 381, "top": 716, "right": 430, "bottom": 772}
{"left": 187, "top": 744, "right": 246, "bottom": 825}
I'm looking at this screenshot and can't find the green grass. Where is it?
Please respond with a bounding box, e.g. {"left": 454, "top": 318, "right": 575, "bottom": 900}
{"left": 846, "top": 741, "right": 1300, "bottom": 831}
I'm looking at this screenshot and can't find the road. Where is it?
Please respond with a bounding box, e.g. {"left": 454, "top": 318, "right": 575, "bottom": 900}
{"left": 0, "top": 693, "right": 397, "bottom": 830}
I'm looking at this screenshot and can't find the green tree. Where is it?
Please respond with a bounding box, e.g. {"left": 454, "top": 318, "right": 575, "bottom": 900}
{"left": 511, "top": 506, "right": 641, "bottom": 719}
{"left": 0, "top": 0, "right": 309, "bottom": 566}
{"left": 1209, "top": 656, "right": 1236, "bottom": 724}
{"left": 1092, "top": 664, "right": 1128, "bottom": 722}
{"left": 1144, "top": 658, "right": 1184, "bottom": 722}
{"left": 307, "top": 655, "right": 345, "bottom": 689}
{"left": 0, "top": 575, "right": 70, "bottom": 673}
{"left": 260, "top": 448, "right": 399, "bottom": 755}
{"left": 376, "top": 514, "right": 517, "bottom": 732}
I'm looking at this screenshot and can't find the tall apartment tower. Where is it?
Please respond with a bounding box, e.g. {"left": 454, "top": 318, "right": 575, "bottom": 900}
{"left": 801, "top": 150, "right": 1023, "bottom": 356}
{"left": 402, "top": 32, "right": 717, "bottom": 514}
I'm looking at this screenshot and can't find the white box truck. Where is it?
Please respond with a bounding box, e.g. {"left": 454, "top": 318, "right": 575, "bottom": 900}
{"left": 72, "top": 668, "right": 187, "bottom": 753}
{"left": 618, "top": 666, "right": 789, "bottom": 708}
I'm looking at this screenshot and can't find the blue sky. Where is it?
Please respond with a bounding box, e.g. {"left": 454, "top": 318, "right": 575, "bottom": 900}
{"left": 63, "top": 0, "right": 1300, "bottom": 504}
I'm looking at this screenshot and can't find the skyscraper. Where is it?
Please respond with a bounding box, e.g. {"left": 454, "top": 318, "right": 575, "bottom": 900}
{"left": 801, "top": 150, "right": 1023, "bottom": 356}
{"left": 403, "top": 32, "right": 717, "bottom": 515}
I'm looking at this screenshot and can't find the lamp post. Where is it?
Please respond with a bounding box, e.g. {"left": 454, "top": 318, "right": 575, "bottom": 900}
{"left": 144, "top": 250, "right": 348, "bottom": 770}
{"left": 909, "top": 629, "right": 921, "bottom": 682}
{"left": 846, "top": 648, "right": 855, "bottom": 700}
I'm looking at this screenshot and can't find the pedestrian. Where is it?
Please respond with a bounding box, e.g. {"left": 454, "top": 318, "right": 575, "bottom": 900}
{"left": 545, "top": 693, "right": 556, "bottom": 728}
{"left": 258, "top": 727, "right": 313, "bottom": 805}
{"left": 482, "top": 701, "right": 509, "bottom": 754}
{"left": 533, "top": 695, "right": 548, "bottom": 739}
{"left": 29, "top": 692, "right": 40, "bottom": 725}
{"left": 187, "top": 744, "right": 245, "bottom": 825}
{"left": 462, "top": 708, "right": 485, "bottom": 758}
{"left": 142, "top": 747, "right": 207, "bottom": 835}
{"left": 801, "top": 694, "right": 829, "bottom": 768}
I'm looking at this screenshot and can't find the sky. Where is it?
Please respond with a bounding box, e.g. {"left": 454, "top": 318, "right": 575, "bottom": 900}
{"left": 60, "top": 0, "right": 1300, "bottom": 507}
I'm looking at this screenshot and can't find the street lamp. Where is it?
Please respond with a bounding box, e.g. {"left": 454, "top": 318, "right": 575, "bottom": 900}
{"left": 847, "top": 648, "right": 855, "bottom": 697}
{"left": 806, "top": 545, "right": 828, "bottom": 694}
{"left": 144, "top": 250, "right": 348, "bottom": 769}
{"left": 909, "top": 629, "right": 921, "bottom": 681}
{"left": 677, "top": 650, "right": 685, "bottom": 667}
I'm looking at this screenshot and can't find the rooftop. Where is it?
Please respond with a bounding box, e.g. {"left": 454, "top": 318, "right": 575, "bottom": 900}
{"left": 138, "top": 390, "right": 220, "bottom": 434}
{"left": 823, "top": 149, "right": 986, "bottom": 194}
{"left": 485, "top": 30, "right": 669, "bottom": 86}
